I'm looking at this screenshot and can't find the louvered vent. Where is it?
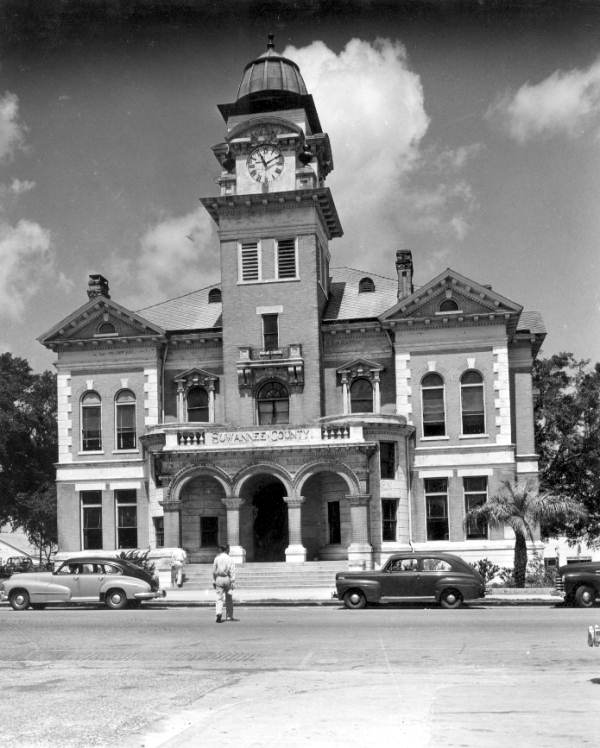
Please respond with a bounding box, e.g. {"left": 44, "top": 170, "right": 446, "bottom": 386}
{"left": 241, "top": 242, "right": 259, "bottom": 281}
{"left": 277, "top": 238, "right": 296, "bottom": 279}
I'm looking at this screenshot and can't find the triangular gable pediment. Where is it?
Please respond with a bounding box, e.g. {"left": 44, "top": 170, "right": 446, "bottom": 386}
{"left": 379, "top": 268, "right": 522, "bottom": 323}
{"left": 173, "top": 368, "right": 219, "bottom": 385}
{"left": 38, "top": 296, "right": 165, "bottom": 348}
{"left": 336, "top": 357, "right": 384, "bottom": 376}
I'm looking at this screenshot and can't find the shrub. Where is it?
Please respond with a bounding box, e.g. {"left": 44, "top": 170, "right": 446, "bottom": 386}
{"left": 118, "top": 549, "right": 156, "bottom": 575}
{"left": 470, "top": 558, "right": 501, "bottom": 584}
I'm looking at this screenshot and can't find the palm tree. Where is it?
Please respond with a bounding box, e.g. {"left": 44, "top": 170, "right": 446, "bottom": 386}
{"left": 467, "top": 480, "right": 586, "bottom": 587}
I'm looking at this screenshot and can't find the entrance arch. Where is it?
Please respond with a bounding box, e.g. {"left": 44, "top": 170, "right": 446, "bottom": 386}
{"left": 239, "top": 473, "right": 288, "bottom": 562}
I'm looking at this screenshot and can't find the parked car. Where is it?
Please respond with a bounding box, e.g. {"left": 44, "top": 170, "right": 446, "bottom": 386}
{"left": 0, "top": 556, "right": 166, "bottom": 611}
{"left": 0, "top": 556, "right": 34, "bottom": 577}
{"left": 553, "top": 561, "right": 600, "bottom": 607}
{"left": 334, "top": 551, "right": 486, "bottom": 609}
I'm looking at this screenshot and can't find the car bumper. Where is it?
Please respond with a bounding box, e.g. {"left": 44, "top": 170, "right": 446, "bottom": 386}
{"left": 0, "top": 590, "right": 7, "bottom": 602}
{"left": 133, "top": 589, "right": 167, "bottom": 601}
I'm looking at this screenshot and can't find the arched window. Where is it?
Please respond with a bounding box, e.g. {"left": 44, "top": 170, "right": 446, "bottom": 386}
{"left": 461, "top": 370, "right": 485, "bottom": 434}
{"left": 187, "top": 386, "right": 209, "bottom": 422}
{"left": 115, "top": 390, "right": 136, "bottom": 450}
{"left": 350, "top": 378, "right": 373, "bottom": 413}
{"left": 96, "top": 321, "right": 116, "bottom": 335}
{"left": 421, "top": 373, "right": 446, "bottom": 437}
{"left": 208, "top": 288, "right": 222, "bottom": 303}
{"left": 81, "top": 391, "right": 102, "bottom": 451}
{"left": 439, "top": 298, "right": 458, "bottom": 312}
{"left": 257, "top": 381, "right": 289, "bottom": 425}
{"left": 358, "top": 277, "right": 375, "bottom": 293}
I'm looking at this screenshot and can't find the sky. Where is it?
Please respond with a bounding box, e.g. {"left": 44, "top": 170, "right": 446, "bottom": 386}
{"left": 1, "top": 0, "right": 599, "bottom": 373}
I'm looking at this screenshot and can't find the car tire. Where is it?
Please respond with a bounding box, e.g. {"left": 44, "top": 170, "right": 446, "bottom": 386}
{"left": 575, "top": 585, "right": 596, "bottom": 608}
{"left": 343, "top": 589, "right": 367, "bottom": 610}
{"left": 105, "top": 588, "right": 128, "bottom": 610}
{"left": 9, "top": 589, "right": 30, "bottom": 611}
{"left": 439, "top": 588, "right": 463, "bottom": 609}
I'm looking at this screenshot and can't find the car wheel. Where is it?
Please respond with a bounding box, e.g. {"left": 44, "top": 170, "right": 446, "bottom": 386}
{"left": 440, "top": 588, "right": 463, "bottom": 609}
{"left": 343, "top": 589, "right": 367, "bottom": 610}
{"left": 105, "top": 588, "right": 128, "bottom": 610}
{"left": 575, "top": 585, "right": 596, "bottom": 608}
{"left": 129, "top": 600, "right": 142, "bottom": 609}
{"left": 31, "top": 604, "right": 46, "bottom": 610}
{"left": 9, "top": 589, "right": 30, "bottom": 611}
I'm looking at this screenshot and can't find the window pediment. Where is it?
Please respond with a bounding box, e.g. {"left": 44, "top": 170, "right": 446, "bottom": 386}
{"left": 336, "top": 358, "right": 384, "bottom": 384}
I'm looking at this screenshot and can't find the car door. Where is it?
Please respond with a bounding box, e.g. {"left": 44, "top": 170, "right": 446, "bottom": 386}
{"left": 416, "top": 557, "right": 452, "bottom": 598}
{"left": 380, "top": 557, "right": 419, "bottom": 597}
{"left": 71, "top": 563, "right": 103, "bottom": 600}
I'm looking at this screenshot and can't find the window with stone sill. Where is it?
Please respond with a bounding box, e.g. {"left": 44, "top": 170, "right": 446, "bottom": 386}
{"left": 461, "top": 370, "right": 485, "bottom": 434}
{"left": 81, "top": 391, "right": 102, "bottom": 451}
{"left": 115, "top": 389, "right": 136, "bottom": 450}
{"left": 350, "top": 377, "right": 373, "bottom": 413}
{"left": 421, "top": 373, "right": 446, "bottom": 437}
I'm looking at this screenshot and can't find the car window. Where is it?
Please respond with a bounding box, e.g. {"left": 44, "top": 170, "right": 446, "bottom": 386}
{"left": 103, "top": 564, "right": 122, "bottom": 575}
{"left": 422, "top": 558, "right": 452, "bottom": 572}
{"left": 388, "top": 558, "right": 418, "bottom": 572}
{"left": 80, "top": 563, "right": 95, "bottom": 574}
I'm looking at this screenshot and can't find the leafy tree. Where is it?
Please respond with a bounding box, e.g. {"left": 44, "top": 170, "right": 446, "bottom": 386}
{"left": 533, "top": 353, "right": 600, "bottom": 541}
{"left": 0, "top": 353, "right": 58, "bottom": 552}
{"left": 467, "top": 480, "right": 585, "bottom": 587}
{"left": 12, "top": 483, "right": 58, "bottom": 563}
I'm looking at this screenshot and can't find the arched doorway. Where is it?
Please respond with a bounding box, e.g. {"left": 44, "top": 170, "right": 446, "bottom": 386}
{"left": 241, "top": 474, "right": 288, "bottom": 561}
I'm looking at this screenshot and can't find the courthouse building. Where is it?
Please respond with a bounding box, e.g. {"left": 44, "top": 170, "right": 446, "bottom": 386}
{"left": 39, "top": 39, "right": 545, "bottom": 569}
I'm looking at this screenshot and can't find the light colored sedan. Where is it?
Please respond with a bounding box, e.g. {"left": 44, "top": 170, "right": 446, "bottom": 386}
{"left": 0, "top": 556, "right": 166, "bottom": 610}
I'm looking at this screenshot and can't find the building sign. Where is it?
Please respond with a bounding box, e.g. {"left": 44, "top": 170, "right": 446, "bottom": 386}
{"left": 206, "top": 428, "right": 311, "bottom": 446}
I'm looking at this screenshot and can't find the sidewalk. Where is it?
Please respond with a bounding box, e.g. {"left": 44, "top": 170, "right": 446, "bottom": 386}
{"left": 151, "top": 585, "right": 558, "bottom": 607}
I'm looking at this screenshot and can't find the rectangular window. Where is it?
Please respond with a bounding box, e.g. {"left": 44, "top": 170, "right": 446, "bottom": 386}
{"left": 422, "top": 388, "right": 446, "bottom": 437}
{"left": 201, "top": 516, "right": 219, "bottom": 547}
{"left": 81, "top": 491, "right": 103, "bottom": 550}
{"left": 153, "top": 517, "right": 164, "bottom": 548}
{"left": 380, "top": 442, "right": 396, "bottom": 479}
{"left": 116, "top": 489, "right": 137, "bottom": 549}
{"left": 328, "top": 501, "right": 341, "bottom": 544}
{"left": 461, "top": 386, "right": 485, "bottom": 434}
{"left": 116, "top": 402, "right": 136, "bottom": 450}
{"left": 262, "top": 313, "right": 279, "bottom": 351}
{"left": 464, "top": 476, "right": 488, "bottom": 539}
{"left": 425, "top": 478, "right": 449, "bottom": 541}
{"left": 240, "top": 241, "right": 260, "bottom": 282}
{"left": 382, "top": 499, "right": 398, "bottom": 541}
{"left": 276, "top": 238, "right": 297, "bottom": 279}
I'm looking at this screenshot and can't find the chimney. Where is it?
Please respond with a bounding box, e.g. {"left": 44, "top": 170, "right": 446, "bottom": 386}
{"left": 87, "top": 274, "right": 110, "bottom": 300}
{"left": 396, "top": 249, "right": 413, "bottom": 299}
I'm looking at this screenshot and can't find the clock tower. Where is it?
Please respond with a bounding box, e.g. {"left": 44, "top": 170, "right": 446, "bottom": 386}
{"left": 201, "top": 37, "right": 343, "bottom": 427}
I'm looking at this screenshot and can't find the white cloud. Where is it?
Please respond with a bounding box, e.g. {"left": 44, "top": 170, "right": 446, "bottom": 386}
{"left": 10, "top": 178, "right": 35, "bottom": 195}
{"left": 0, "top": 219, "right": 53, "bottom": 318}
{"left": 284, "top": 38, "right": 475, "bottom": 270}
{"left": 113, "top": 207, "right": 218, "bottom": 306}
{"left": 0, "top": 92, "right": 26, "bottom": 162}
{"left": 488, "top": 57, "right": 600, "bottom": 143}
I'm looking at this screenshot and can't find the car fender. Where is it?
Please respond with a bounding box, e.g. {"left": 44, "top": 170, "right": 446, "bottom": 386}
{"left": 433, "top": 576, "right": 477, "bottom": 601}
{"left": 3, "top": 577, "right": 75, "bottom": 601}
{"left": 563, "top": 574, "right": 600, "bottom": 596}
{"left": 336, "top": 578, "right": 382, "bottom": 603}
{"left": 98, "top": 578, "right": 149, "bottom": 599}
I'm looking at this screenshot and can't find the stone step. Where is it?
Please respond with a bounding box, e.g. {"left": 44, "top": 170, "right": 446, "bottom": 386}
{"left": 180, "top": 562, "right": 341, "bottom": 589}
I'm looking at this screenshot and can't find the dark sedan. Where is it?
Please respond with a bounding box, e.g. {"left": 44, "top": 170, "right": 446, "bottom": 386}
{"left": 334, "top": 551, "right": 486, "bottom": 609}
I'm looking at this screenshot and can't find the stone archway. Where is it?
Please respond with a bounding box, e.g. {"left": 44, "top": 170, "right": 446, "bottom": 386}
{"left": 239, "top": 473, "right": 288, "bottom": 562}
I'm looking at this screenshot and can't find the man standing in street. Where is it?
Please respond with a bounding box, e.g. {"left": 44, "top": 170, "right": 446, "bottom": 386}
{"left": 213, "top": 545, "right": 235, "bottom": 623}
{"left": 170, "top": 547, "right": 187, "bottom": 588}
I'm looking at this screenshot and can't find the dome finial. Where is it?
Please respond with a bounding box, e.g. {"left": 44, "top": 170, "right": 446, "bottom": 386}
{"left": 267, "top": 33, "right": 275, "bottom": 51}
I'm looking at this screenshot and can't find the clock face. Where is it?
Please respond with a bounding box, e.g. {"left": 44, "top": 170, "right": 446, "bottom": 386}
{"left": 246, "top": 145, "right": 284, "bottom": 183}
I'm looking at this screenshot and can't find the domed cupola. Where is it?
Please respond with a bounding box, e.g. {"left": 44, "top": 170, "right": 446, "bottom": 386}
{"left": 218, "top": 35, "right": 323, "bottom": 134}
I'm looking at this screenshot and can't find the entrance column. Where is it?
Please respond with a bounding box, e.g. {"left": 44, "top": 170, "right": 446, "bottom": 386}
{"left": 221, "top": 497, "right": 246, "bottom": 564}
{"left": 347, "top": 493, "right": 373, "bottom": 570}
{"left": 283, "top": 495, "right": 306, "bottom": 563}
{"left": 160, "top": 499, "right": 182, "bottom": 548}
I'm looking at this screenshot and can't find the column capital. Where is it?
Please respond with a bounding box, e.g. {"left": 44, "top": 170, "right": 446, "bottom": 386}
{"left": 221, "top": 497, "right": 245, "bottom": 511}
{"left": 346, "top": 493, "right": 371, "bottom": 507}
{"left": 283, "top": 495, "right": 305, "bottom": 508}
{"left": 159, "top": 500, "right": 182, "bottom": 512}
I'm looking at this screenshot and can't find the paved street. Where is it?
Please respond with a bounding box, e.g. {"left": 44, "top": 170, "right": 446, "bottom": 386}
{"left": 2, "top": 603, "right": 600, "bottom": 747}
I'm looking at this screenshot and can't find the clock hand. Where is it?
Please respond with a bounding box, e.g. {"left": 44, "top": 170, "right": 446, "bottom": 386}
{"left": 264, "top": 156, "right": 282, "bottom": 166}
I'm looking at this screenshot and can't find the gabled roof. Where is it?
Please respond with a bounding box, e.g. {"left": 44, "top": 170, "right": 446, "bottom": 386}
{"left": 38, "top": 295, "right": 165, "bottom": 349}
{"left": 323, "top": 267, "right": 398, "bottom": 322}
{"left": 379, "top": 267, "right": 523, "bottom": 323}
{"left": 137, "top": 286, "right": 222, "bottom": 331}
